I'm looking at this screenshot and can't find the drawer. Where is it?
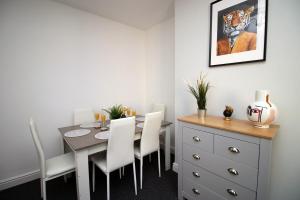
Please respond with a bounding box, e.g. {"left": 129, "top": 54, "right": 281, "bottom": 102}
{"left": 182, "top": 127, "right": 213, "bottom": 153}
{"left": 214, "top": 135, "right": 259, "bottom": 169}
{"left": 182, "top": 191, "right": 194, "bottom": 200}
{"left": 183, "top": 161, "right": 256, "bottom": 200}
{"left": 183, "top": 178, "right": 226, "bottom": 200}
{"left": 183, "top": 145, "right": 258, "bottom": 191}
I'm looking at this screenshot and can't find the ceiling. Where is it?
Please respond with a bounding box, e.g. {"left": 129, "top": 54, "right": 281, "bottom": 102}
{"left": 53, "top": 0, "right": 174, "bottom": 30}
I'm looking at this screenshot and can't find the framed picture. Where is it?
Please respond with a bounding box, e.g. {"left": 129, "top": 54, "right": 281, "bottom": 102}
{"left": 209, "top": 0, "right": 268, "bottom": 67}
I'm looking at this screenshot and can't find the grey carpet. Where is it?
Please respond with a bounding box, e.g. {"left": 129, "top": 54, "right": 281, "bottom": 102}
{"left": 0, "top": 152, "right": 177, "bottom": 200}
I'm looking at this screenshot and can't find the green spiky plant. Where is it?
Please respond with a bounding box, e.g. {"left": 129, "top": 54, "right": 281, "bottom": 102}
{"left": 187, "top": 73, "right": 210, "bottom": 110}
{"left": 103, "top": 104, "right": 126, "bottom": 119}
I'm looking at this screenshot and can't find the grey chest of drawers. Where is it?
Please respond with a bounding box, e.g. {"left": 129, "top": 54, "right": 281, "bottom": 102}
{"left": 177, "top": 115, "right": 279, "bottom": 200}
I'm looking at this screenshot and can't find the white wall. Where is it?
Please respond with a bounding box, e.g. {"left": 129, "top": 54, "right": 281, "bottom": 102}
{"left": 175, "top": 0, "right": 300, "bottom": 199}
{"left": 0, "top": 0, "right": 146, "bottom": 183}
{"left": 145, "top": 18, "right": 175, "bottom": 147}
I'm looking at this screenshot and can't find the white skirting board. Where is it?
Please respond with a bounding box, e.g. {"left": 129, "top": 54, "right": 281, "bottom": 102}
{"left": 172, "top": 162, "right": 178, "bottom": 173}
{"left": 0, "top": 170, "right": 40, "bottom": 191}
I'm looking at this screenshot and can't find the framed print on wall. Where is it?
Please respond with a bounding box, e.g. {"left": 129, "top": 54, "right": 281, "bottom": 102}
{"left": 209, "top": 0, "right": 268, "bottom": 67}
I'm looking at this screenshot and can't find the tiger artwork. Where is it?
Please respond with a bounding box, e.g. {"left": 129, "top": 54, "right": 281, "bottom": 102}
{"left": 217, "top": 6, "right": 256, "bottom": 56}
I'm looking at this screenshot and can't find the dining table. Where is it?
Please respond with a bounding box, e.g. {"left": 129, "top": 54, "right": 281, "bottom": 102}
{"left": 59, "top": 117, "right": 172, "bottom": 200}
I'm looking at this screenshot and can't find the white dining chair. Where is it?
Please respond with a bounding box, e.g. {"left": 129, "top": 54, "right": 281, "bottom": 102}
{"left": 134, "top": 112, "right": 162, "bottom": 189}
{"left": 148, "top": 104, "right": 165, "bottom": 162}
{"left": 73, "top": 108, "right": 95, "bottom": 125}
{"left": 29, "top": 118, "right": 75, "bottom": 200}
{"left": 152, "top": 104, "right": 165, "bottom": 121}
{"left": 91, "top": 117, "right": 137, "bottom": 200}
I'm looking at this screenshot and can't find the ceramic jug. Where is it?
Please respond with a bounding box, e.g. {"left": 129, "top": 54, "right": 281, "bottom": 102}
{"left": 247, "top": 90, "right": 277, "bottom": 128}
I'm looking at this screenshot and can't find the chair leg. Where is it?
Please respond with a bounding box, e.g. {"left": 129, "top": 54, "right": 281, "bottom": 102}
{"left": 42, "top": 179, "right": 47, "bottom": 200}
{"left": 92, "top": 163, "right": 95, "bottom": 192}
{"left": 40, "top": 179, "right": 43, "bottom": 199}
{"left": 140, "top": 157, "right": 143, "bottom": 189}
{"left": 119, "top": 168, "right": 122, "bottom": 179}
{"left": 133, "top": 162, "right": 137, "bottom": 195}
{"left": 149, "top": 154, "right": 152, "bottom": 163}
{"left": 64, "top": 175, "right": 67, "bottom": 183}
{"left": 107, "top": 173, "right": 110, "bottom": 200}
{"left": 158, "top": 150, "right": 161, "bottom": 178}
{"left": 122, "top": 166, "right": 125, "bottom": 176}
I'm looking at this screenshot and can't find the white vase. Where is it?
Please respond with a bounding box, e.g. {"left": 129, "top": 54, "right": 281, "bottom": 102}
{"left": 247, "top": 90, "right": 278, "bottom": 128}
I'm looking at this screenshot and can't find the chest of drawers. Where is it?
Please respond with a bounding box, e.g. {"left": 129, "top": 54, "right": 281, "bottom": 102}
{"left": 177, "top": 115, "right": 279, "bottom": 200}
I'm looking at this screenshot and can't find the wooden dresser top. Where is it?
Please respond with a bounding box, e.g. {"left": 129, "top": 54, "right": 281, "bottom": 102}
{"left": 178, "top": 114, "right": 279, "bottom": 139}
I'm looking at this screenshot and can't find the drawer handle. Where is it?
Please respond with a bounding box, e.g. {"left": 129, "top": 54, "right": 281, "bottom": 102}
{"left": 192, "top": 188, "right": 200, "bottom": 195}
{"left": 192, "top": 154, "right": 200, "bottom": 160}
{"left": 228, "top": 147, "right": 240, "bottom": 154}
{"left": 227, "top": 189, "right": 238, "bottom": 196}
{"left": 192, "top": 171, "right": 200, "bottom": 177}
{"left": 193, "top": 136, "right": 201, "bottom": 142}
{"left": 227, "top": 168, "right": 239, "bottom": 176}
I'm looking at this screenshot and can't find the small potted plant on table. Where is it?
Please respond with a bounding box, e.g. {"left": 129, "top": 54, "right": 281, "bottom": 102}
{"left": 103, "top": 104, "right": 126, "bottom": 120}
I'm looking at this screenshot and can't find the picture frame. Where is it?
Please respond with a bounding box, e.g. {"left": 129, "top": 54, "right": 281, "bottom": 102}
{"left": 209, "top": 0, "right": 268, "bottom": 67}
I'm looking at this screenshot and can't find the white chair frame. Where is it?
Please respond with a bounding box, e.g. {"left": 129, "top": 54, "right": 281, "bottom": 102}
{"left": 91, "top": 117, "right": 137, "bottom": 200}
{"left": 29, "top": 118, "right": 75, "bottom": 200}
{"left": 135, "top": 112, "right": 162, "bottom": 189}
{"left": 148, "top": 104, "right": 165, "bottom": 162}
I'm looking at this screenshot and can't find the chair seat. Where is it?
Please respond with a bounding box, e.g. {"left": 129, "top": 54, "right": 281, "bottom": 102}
{"left": 46, "top": 152, "right": 75, "bottom": 178}
{"left": 91, "top": 152, "right": 107, "bottom": 173}
{"left": 134, "top": 143, "right": 160, "bottom": 160}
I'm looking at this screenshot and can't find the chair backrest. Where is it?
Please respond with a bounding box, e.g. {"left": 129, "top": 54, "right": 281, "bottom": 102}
{"left": 29, "top": 118, "right": 46, "bottom": 178}
{"left": 152, "top": 104, "right": 165, "bottom": 121}
{"left": 73, "top": 108, "right": 95, "bottom": 125}
{"left": 140, "top": 112, "right": 162, "bottom": 156}
{"left": 106, "top": 117, "right": 135, "bottom": 172}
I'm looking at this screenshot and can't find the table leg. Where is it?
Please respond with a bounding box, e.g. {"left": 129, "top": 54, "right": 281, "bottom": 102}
{"left": 164, "top": 126, "right": 171, "bottom": 171}
{"left": 75, "top": 150, "right": 90, "bottom": 200}
{"left": 63, "top": 140, "right": 71, "bottom": 153}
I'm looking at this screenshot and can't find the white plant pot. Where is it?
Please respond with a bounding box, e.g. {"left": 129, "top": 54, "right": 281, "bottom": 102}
{"left": 198, "top": 109, "right": 206, "bottom": 119}
{"left": 247, "top": 90, "right": 278, "bottom": 128}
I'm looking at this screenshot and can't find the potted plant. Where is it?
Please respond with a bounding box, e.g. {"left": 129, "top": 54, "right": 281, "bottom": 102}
{"left": 103, "top": 104, "right": 126, "bottom": 120}
{"left": 187, "top": 73, "right": 210, "bottom": 118}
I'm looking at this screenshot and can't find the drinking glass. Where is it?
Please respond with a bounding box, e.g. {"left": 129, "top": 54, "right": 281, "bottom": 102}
{"left": 95, "top": 113, "right": 100, "bottom": 121}
{"left": 126, "top": 109, "right": 131, "bottom": 116}
{"left": 132, "top": 110, "right": 136, "bottom": 116}
{"left": 101, "top": 114, "right": 107, "bottom": 127}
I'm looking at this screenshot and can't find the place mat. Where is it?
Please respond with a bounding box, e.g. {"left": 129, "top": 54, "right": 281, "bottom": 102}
{"left": 100, "top": 127, "right": 109, "bottom": 131}
{"left": 64, "top": 129, "right": 91, "bottom": 138}
{"left": 136, "top": 123, "right": 144, "bottom": 128}
{"left": 95, "top": 131, "right": 110, "bottom": 140}
{"left": 80, "top": 122, "right": 100, "bottom": 128}
{"left": 136, "top": 117, "right": 145, "bottom": 122}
